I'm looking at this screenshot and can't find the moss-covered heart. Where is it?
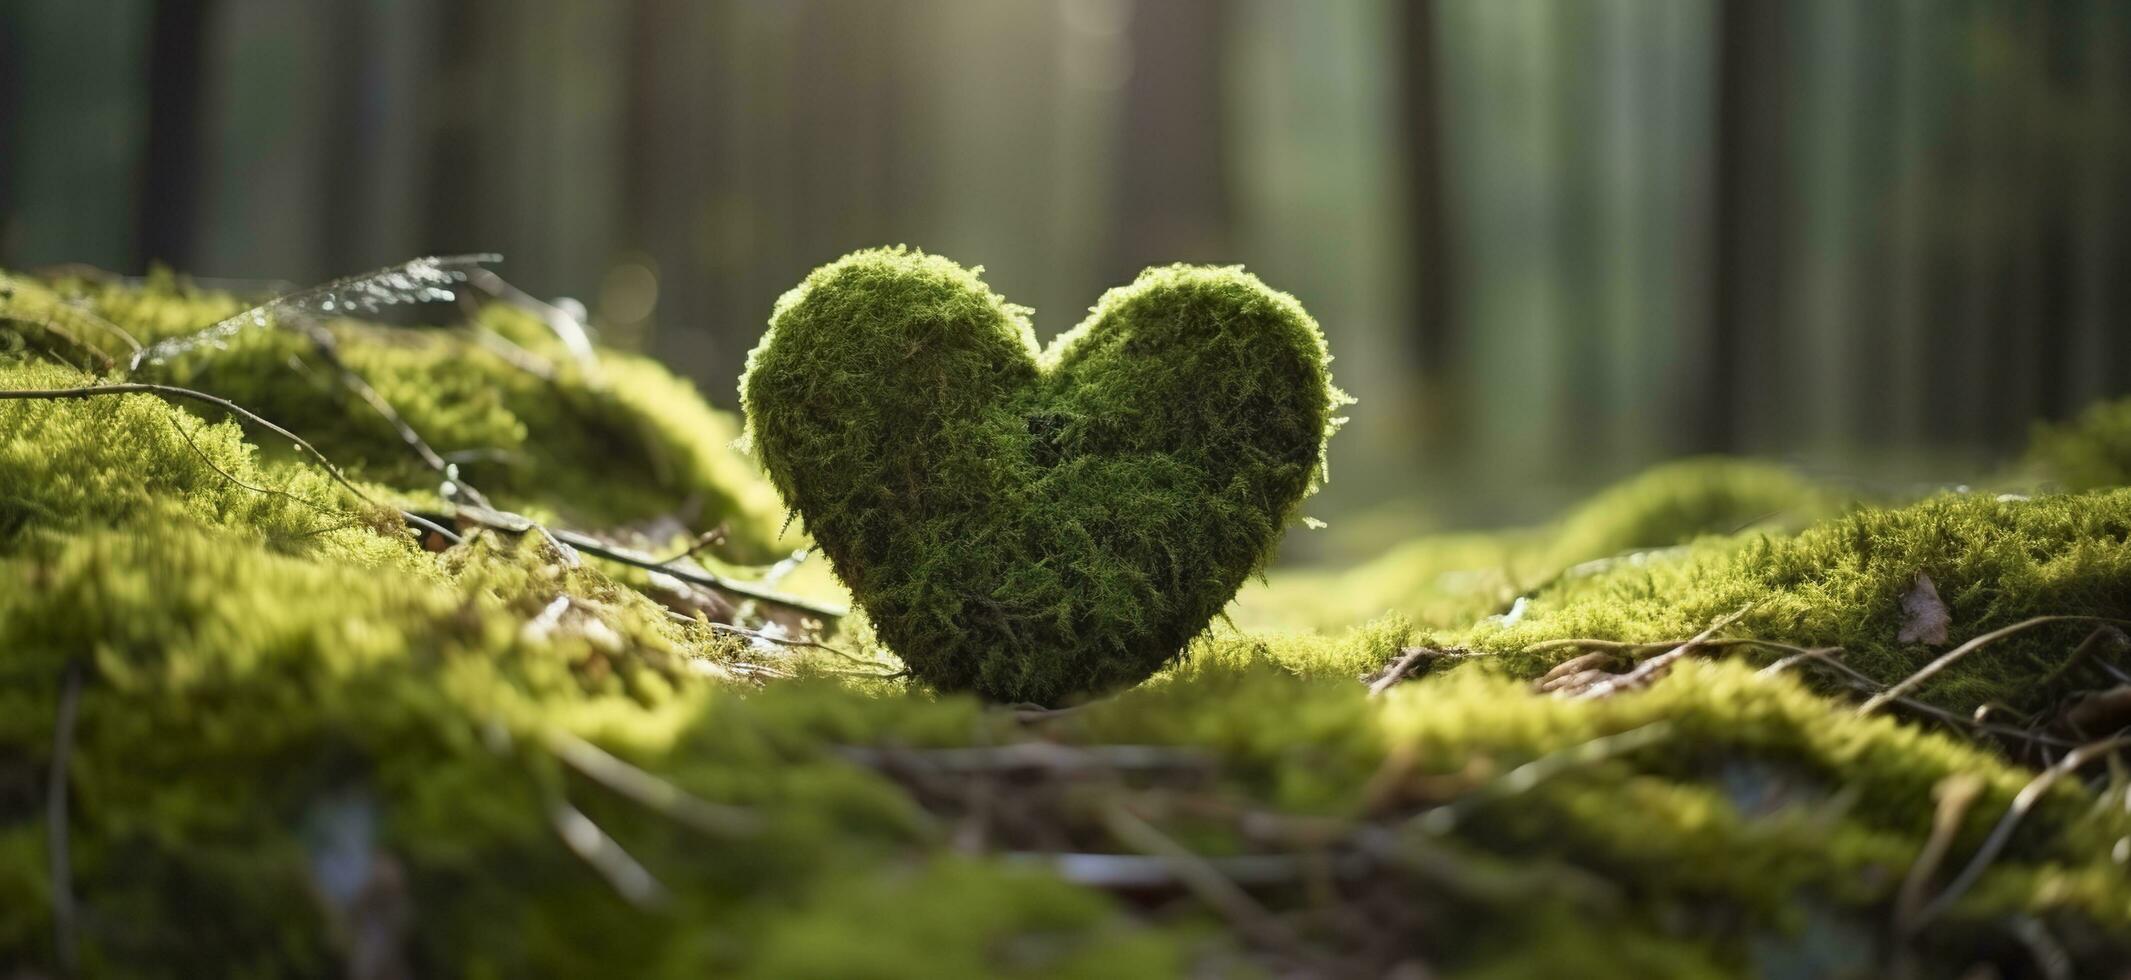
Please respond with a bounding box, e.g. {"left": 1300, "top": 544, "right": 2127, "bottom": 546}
{"left": 742, "top": 247, "right": 1343, "bottom": 704}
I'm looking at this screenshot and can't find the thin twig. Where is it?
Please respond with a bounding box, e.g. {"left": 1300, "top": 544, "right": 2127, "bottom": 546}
{"left": 48, "top": 660, "right": 84, "bottom": 975}
{"left": 1860, "top": 617, "right": 2131, "bottom": 716}
{"left": 1529, "top": 627, "right": 2093, "bottom": 750}
{"left": 2030, "top": 626, "right": 2131, "bottom": 698}
{"left": 0, "top": 276, "right": 140, "bottom": 361}
{"left": 402, "top": 512, "right": 465, "bottom": 547}
{"left": 1368, "top": 646, "right": 1472, "bottom": 697}
{"left": 1017, "top": 850, "right": 1316, "bottom": 889}
{"left": 53, "top": 303, "right": 144, "bottom": 355}
{"left": 1758, "top": 645, "right": 2081, "bottom": 751}
{"left": 667, "top": 587, "right": 885, "bottom": 677}
{"left": 167, "top": 414, "right": 337, "bottom": 518}
{"left": 1100, "top": 800, "right": 1305, "bottom": 957}
{"left": 548, "top": 799, "right": 669, "bottom": 909}
{"left": 706, "top": 621, "right": 846, "bottom": 655}
{"left": 839, "top": 743, "right": 1211, "bottom": 776}
{"left": 1913, "top": 734, "right": 2131, "bottom": 927}
{"left": 1522, "top": 637, "right": 1699, "bottom": 655}
{"left": 0, "top": 383, "right": 381, "bottom": 508}
{"left": 429, "top": 506, "right": 846, "bottom": 621}
{"left": 0, "top": 381, "right": 460, "bottom": 550}
{"left": 545, "top": 730, "right": 759, "bottom": 838}
{"left": 811, "top": 666, "right": 910, "bottom": 680}
{"left": 1523, "top": 635, "right": 1792, "bottom": 658}
{"left": 1893, "top": 773, "right": 1983, "bottom": 937}
{"left": 462, "top": 267, "right": 601, "bottom": 372}
{"left": 1753, "top": 644, "right": 1849, "bottom": 679}
{"left": 298, "top": 321, "right": 504, "bottom": 515}
{"left": 653, "top": 529, "right": 726, "bottom": 567}
{"left": 1409, "top": 721, "right": 1676, "bottom": 835}
{"left": 2011, "top": 916, "right": 2075, "bottom": 980}
{"left": 1571, "top": 604, "right": 1756, "bottom": 700}
{"left": 1010, "top": 698, "right": 1111, "bottom": 723}
{"left": 9, "top": 313, "right": 115, "bottom": 373}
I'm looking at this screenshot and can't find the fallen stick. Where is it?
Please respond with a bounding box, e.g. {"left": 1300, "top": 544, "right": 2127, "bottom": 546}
{"left": 1859, "top": 616, "right": 2131, "bottom": 716}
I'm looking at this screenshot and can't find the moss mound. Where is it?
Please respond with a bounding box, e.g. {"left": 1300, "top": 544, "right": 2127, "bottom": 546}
{"left": 741, "top": 247, "right": 1342, "bottom": 705}
{"left": 1238, "top": 457, "right": 1855, "bottom": 632}
{"left": 5, "top": 523, "right": 2127, "bottom": 975}
{"left": 5, "top": 258, "right": 2131, "bottom": 976}
{"left": 1, "top": 268, "right": 787, "bottom": 556}
{"left": 2029, "top": 395, "right": 2131, "bottom": 491}
{"left": 1437, "top": 486, "right": 2131, "bottom": 715}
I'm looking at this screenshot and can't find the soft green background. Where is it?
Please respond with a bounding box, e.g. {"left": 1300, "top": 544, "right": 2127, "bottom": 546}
{"left": 3, "top": 0, "right": 2127, "bottom": 547}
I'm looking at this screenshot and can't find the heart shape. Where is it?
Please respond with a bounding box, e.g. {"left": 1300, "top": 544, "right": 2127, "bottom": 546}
{"left": 741, "top": 247, "right": 1341, "bottom": 704}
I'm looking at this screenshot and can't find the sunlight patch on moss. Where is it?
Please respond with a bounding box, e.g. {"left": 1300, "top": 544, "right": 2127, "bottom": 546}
{"left": 1236, "top": 458, "right": 1854, "bottom": 633}
{"left": 1441, "top": 488, "right": 2131, "bottom": 714}
{"left": 2, "top": 269, "right": 789, "bottom": 556}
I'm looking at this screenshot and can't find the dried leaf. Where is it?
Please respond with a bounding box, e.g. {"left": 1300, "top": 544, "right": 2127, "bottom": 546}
{"left": 1898, "top": 572, "right": 1952, "bottom": 645}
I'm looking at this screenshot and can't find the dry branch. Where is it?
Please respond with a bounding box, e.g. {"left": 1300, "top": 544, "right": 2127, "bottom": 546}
{"left": 1566, "top": 604, "right": 1755, "bottom": 699}
{"left": 1913, "top": 734, "right": 2131, "bottom": 927}
{"left": 1860, "top": 616, "right": 2131, "bottom": 716}
{"left": 548, "top": 799, "right": 670, "bottom": 909}
{"left": 546, "top": 729, "right": 760, "bottom": 838}
{"left": 47, "top": 660, "right": 84, "bottom": 975}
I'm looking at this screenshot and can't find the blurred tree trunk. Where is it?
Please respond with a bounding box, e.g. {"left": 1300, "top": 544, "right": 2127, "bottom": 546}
{"left": 1396, "top": 0, "right": 1454, "bottom": 446}
{"left": 2071, "top": 0, "right": 2131, "bottom": 406}
{"left": 422, "top": 2, "right": 487, "bottom": 255}
{"left": 1703, "top": 0, "right": 1787, "bottom": 455}
{"left": 0, "top": 4, "right": 19, "bottom": 263}
{"left": 318, "top": 1, "right": 371, "bottom": 275}
{"left": 135, "top": 0, "right": 213, "bottom": 270}
{"left": 1114, "top": 0, "right": 1229, "bottom": 276}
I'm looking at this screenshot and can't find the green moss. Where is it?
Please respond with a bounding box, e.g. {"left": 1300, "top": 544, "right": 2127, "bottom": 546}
{"left": 1441, "top": 487, "right": 2131, "bottom": 714}
{"left": 742, "top": 247, "right": 1343, "bottom": 704}
{"left": 1539, "top": 457, "right": 1853, "bottom": 568}
{"left": 9, "top": 258, "right": 2131, "bottom": 975}
{"left": 741, "top": 859, "right": 1184, "bottom": 979}
{"left": 1238, "top": 458, "right": 1853, "bottom": 633}
{"left": 7, "top": 519, "right": 2126, "bottom": 976}
{"left": 1040, "top": 658, "right": 2131, "bottom": 975}
{"left": 0, "top": 521, "right": 1203, "bottom": 977}
{"left": 1, "top": 269, "right": 788, "bottom": 556}
{"left": 0, "top": 359, "right": 420, "bottom": 567}
{"left": 2028, "top": 396, "right": 2131, "bottom": 490}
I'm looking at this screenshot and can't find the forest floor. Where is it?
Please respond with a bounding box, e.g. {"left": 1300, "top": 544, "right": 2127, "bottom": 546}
{"left": 3, "top": 263, "right": 2131, "bottom": 978}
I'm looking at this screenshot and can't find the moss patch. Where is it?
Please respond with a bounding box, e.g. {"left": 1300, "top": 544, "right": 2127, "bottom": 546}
{"left": 7, "top": 257, "right": 2131, "bottom": 976}
{"left": 742, "top": 247, "right": 1343, "bottom": 704}
{"left": 1237, "top": 457, "right": 1855, "bottom": 632}
{"left": 1432, "top": 487, "right": 2131, "bottom": 715}
{"left": 1, "top": 269, "right": 788, "bottom": 556}
{"left": 5, "top": 528, "right": 2126, "bottom": 976}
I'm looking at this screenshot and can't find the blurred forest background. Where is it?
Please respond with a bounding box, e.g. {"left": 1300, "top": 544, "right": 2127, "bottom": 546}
{"left": 3, "top": 0, "right": 2128, "bottom": 554}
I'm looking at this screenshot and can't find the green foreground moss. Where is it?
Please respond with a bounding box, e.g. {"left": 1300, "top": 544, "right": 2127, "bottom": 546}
{"left": 3, "top": 268, "right": 2131, "bottom": 976}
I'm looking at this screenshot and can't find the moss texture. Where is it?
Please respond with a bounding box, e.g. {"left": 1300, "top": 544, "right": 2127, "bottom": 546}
{"left": 6, "top": 259, "right": 2131, "bottom": 976}
{"left": 741, "top": 247, "right": 1342, "bottom": 704}
{"left": 1430, "top": 487, "right": 2131, "bottom": 715}
{"left": 1236, "top": 458, "right": 1855, "bottom": 632}
{"left": 1, "top": 269, "right": 788, "bottom": 557}
{"left": 5, "top": 522, "right": 2126, "bottom": 976}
